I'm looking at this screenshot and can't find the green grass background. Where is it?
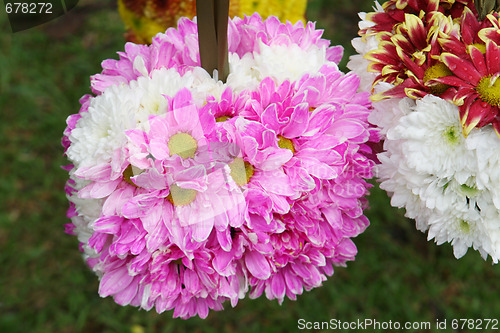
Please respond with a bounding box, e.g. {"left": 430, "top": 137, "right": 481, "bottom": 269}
{"left": 1, "top": 1, "right": 499, "bottom": 332}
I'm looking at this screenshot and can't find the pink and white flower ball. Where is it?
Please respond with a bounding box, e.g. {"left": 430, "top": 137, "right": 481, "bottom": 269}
{"left": 62, "top": 14, "right": 379, "bottom": 319}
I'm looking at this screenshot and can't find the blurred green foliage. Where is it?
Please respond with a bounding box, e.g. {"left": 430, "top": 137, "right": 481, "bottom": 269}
{"left": 1, "top": 1, "right": 499, "bottom": 332}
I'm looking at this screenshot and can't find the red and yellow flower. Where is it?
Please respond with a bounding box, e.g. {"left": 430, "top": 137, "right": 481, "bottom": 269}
{"left": 433, "top": 11, "right": 500, "bottom": 136}
{"left": 360, "top": 0, "right": 475, "bottom": 39}
{"left": 365, "top": 11, "right": 459, "bottom": 100}
{"left": 360, "top": 1, "right": 500, "bottom": 137}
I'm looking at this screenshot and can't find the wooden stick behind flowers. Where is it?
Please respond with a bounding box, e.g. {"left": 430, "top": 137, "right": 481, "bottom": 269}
{"left": 475, "top": 0, "right": 500, "bottom": 20}
{"left": 196, "top": 0, "right": 230, "bottom": 82}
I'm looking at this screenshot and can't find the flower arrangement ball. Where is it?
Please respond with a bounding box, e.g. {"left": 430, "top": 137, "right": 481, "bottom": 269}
{"left": 349, "top": 0, "right": 500, "bottom": 262}
{"left": 63, "top": 14, "right": 378, "bottom": 319}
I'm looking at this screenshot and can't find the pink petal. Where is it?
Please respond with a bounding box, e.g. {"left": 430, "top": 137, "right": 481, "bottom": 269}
{"left": 79, "top": 179, "right": 121, "bottom": 199}
{"left": 99, "top": 266, "right": 134, "bottom": 297}
{"left": 245, "top": 251, "right": 271, "bottom": 280}
{"left": 114, "top": 277, "right": 139, "bottom": 306}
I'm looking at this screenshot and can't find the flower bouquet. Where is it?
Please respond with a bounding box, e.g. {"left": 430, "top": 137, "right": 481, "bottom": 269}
{"left": 63, "top": 1, "right": 378, "bottom": 319}
{"left": 349, "top": 0, "right": 500, "bottom": 262}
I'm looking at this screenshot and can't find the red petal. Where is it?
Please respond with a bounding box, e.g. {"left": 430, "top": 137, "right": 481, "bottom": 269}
{"left": 486, "top": 41, "right": 500, "bottom": 74}
{"left": 366, "top": 12, "right": 398, "bottom": 26}
{"left": 441, "top": 53, "right": 481, "bottom": 83}
{"left": 454, "top": 88, "right": 477, "bottom": 106}
{"left": 403, "top": 13, "right": 427, "bottom": 50}
{"left": 405, "top": 87, "right": 428, "bottom": 99}
{"left": 365, "top": 41, "right": 399, "bottom": 63}
{"left": 460, "top": 7, "right": 480, "bottom": 45}
{"left": 375, "top": 79, "right": 421, "bottom": 100}
{"left": 462, "top": 98, "right": 492, "bottom": 136}
{"left": 440, "top": 36, "right": 467, "bottom": 56}
{"left": 440, "top": 86, "right": 459, "bottom": 102}
{"left": 493, "top": 119, "right": 500, "bottom": 139}
{"left": 431, "top": 76, "right": 473, "bottom": 88}
{"left": 391, "top": 33, "right": 414, "bottom": 55}
{"left": 479, "top": 28, "right": 500, "bottom": 46}
{"left": 389, "top": 8, "right": 406, "bottom": 22}
{"left": 469, "top": 45, "right": 487, "bottom": 76}
{"left": 425, "top": 0, "right": 439, "bottom": 12}
{"left": 398, "top": 48, "right": 425, "bottom": 78}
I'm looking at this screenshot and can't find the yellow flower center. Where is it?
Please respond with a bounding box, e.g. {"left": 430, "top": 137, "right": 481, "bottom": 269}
{"left": 476, "top": 75, "right": 500, "bottom": 106}
{"left": 423, "top": 62, "right": 453, "bottom": 95}
{"left": 167, "top": 184, "right": 197, "bottom": 206}
{"left": 277, "top": 135, "right": 295, "bottom": 154}
{"left": 168, "top": 133, "right": 198, "bottom": 159}
{"left": 216, "top": 116, "right": 231, "bottom": 122}
{"left": 229, "top": 157, "right": 254, "bottom": 186}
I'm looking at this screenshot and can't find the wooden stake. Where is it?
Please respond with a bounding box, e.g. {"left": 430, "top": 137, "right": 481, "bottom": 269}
{"left": 475, "top": 0, "right": 500, "bottom": 20}
{"left": 196, "top": 0, "right": 230, "bottom": 82}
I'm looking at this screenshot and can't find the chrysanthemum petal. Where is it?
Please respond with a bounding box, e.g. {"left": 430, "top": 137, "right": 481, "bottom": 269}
{"left": 245, "top": 251, "right": 271, "bottom": 280}
{"left": 441, "top": 52, "right": 482, "bottom": 83}
{"left": 486, "top": 40, "right": 500, "bottom": 74}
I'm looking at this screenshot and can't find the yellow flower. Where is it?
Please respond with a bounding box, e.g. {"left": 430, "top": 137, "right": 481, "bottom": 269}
{"left": 118, "top": 0, "right": 307, "bottom": 44}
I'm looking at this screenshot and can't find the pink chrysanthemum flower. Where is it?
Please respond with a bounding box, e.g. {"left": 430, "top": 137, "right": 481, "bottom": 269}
{"left": 63, "top": 13, "right": 378, "bottom": 318}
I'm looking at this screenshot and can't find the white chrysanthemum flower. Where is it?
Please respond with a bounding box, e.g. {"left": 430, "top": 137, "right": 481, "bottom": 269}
{"left": 377, "top": 96, "right": 488, "bottom": 226}
{"left": 368, "top": 83, "right": 413, "bottom": 138}
{"left": 378, "top": 145, "right": 496, "bottom": 258}
{"left": 427, "top": 204, "right": 492, "bottom": 260}
{"left": 252, "top": 41, "right": 328, "bottom": 84}
{"left": 188, "top": 67, "right": 228, "bottom": 102}
{"left": 227, "top": 42, "right": 330, "bottom": 92}
{"left": 348, "top": 33, "right": 379, "bottom": 92}
{"left": 132, "top": 68, "right": 194, "bottom": 118}
{"left": 227, "top": 52, "right": 260, "bottom": 93}
{"left": 379, "top": 143, "right": 495, "bottom": 260}
{"left": 466, "top": 126, "right": 500, "bottom": 208}
{"left": 376, "top": 142, "right": 432, "bottom": 231}
{"left": 389, "top": 95, "right": 477, "bottom": 179}
{"left": 67, "top": 83, "right": 140, "bottom": 168}
{"left": 347, "top": 51, "right": 378, "bottom": 93}
{"left": 67, "top": 175, "right": 104, "bottom": 258}
{"left": 420, "top": 176, "right": 488, "bottom": 214}
{"left": 134, "top": 67, "right": 227, "bottom": 118}
{"left": 375, "top": 94, "right": 500, "bottom": 261}
{"left": 347, "top": 2, "right": 384, "bottom": 92}
{"left": 482, "top": 200, "right": 500, "bottom": 263}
